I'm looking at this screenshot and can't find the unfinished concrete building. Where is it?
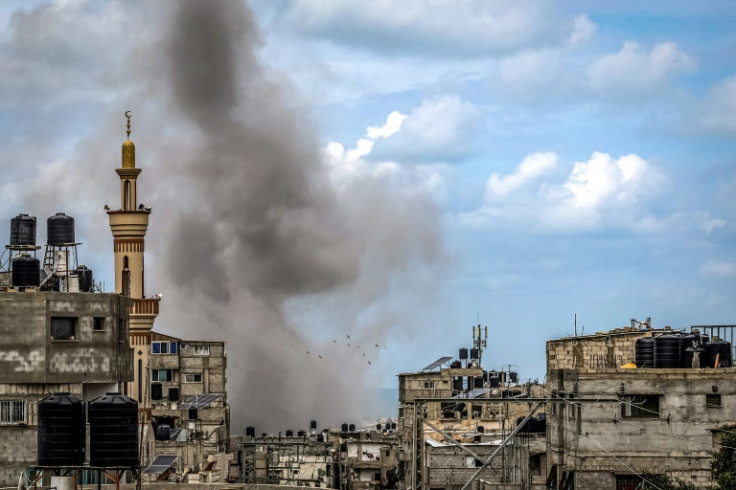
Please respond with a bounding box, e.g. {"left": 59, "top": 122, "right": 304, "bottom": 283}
{"left": 337, "top": 424, "right": 401, "bottom": 490}
{"left": 397, "top": 326, "right": 547, "bottom": 490}
{"left": 0, "top": 215, "right": 133, "bottom": 484}
{"left": 546, "top": 322, "right": 736, "bottom": 489}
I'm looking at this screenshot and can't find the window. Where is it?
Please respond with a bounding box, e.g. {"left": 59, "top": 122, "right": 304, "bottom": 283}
{"left": 192, "top": 345, "right": 210, "bottom": 355}
{"left": 152, "top": 369, "right": 173, "bottom": 382}
{"left": 152, "top": 341, "right": 178, "bottom": 354}
{"left": 373, "top": 472, "right": 381, "bottom": 481}
{"left": 51, "top": 317, "right": 76, "bottom": 340}
{"left": 424, "top": 381, "right": 435, "bottom": 389}
{"left": 184, "top": 374, "right": 203, "bottom": 383}
{"left": 0, "top": 400, "right": 26, "bottom": 425}
{"left": 706, "top": 394, "right": 722, "bottom": 408}
{"left": 93, "top": 317, "right": 104, "bottom": 331}
{"left": 621, "top": 395, "right": 659, "bottom": 419}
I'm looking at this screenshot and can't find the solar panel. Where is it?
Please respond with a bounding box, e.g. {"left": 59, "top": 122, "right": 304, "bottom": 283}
{"left": 180, "top": 393, "right": 220, "bottom": 409}
{"left": 453, "top": 388, "right": 490, "bottom": 399}
{"left": 142, "top": 454, "right": 177, "bottom": 474}
{"left": 422, "top": 356, "right": 453, "bottom": 371}
{"left": 169, "top": 428, "right": 182, "bottom": 441}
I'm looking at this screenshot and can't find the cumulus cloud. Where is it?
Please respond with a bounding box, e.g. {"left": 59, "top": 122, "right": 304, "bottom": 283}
{"left": 485, "top": 152, "right": 558, "bottom": 200}
{"left": 369, "top": 95, "right": 481, "bottom": 163}
{"left": 461, "top": 151, "right": 669, "bottom": 232}
{"left": 588, "top": 41, "right": 696, "bottom": 95}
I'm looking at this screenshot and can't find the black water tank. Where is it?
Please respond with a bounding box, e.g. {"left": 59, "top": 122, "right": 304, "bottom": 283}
{"left": 477, "top": 425, "right": 484, "bottom": 434}
{"left": 684, "top": 346, "right": 705, "bottom": 368}
{"left": 391, "top": 422, "right": 397, "bottom": 430}
{"left": 635, "top": 337, "right": 655, "bottom": 368}
{"left": 348, "top": 424, "right": 356, "bottom": 432}
{"left": 474, "top": 376, "right": 483, "bottom": 388}
{"left": 88, "top": 393, "right": 138, "bottom": 467}
{"left": 705, "top": 339, "right": 732, "bottom": 368}
{"left": 151, "top": 383, "right": 162, "bottom": 401}
{"left": 10, "top": 214, "right": 36, "bottom": 246}
{"left": 297, "top": 430, "right": 306, "bottom": 437}
{"left": 38, "top": 393, "right": 85, "bottom": 466}
{"left": 12, "top": 253, "right": 40, "bottom": 287}
{"left": 285, "top": 429, "right": 293, "bottom": 437}
{"left": 310, "top": 420, "right": 317, "bottom": 430}
{"left": 76, "top": 265, "right": 94, "bottom": 292}
{"left": 317, "top": 434, "right": 324, "bottom": 443}
{"left": 654, "top": 334, "right": 681, "bottom": 368}
{"left": 483, "top": 371, "right": 489, "bottom": 382}
{"left": 470, "top": 348, "right": 479, "bottom": 360}
{"left": 459, "top": 348, "right": 469, "bottom": 360}
{"left": 453, "top": 377, "right": 463, "bottom": 390}
{"left": 509, "top": 371, "right": 518, "bottom": 383}
{"left": 450, "top": 360, "right": 462, "bottom": 369}
{"left": 489, "top": 376, "right": 500, "bottom": 388}
{"left": 168, "top": 387, "right": 179, "bottom": 402}
{"left": 47, "top": 213, "right": 75, "bottom": 245}
{"left": 342, "top": 423, "right": 349, "bottom": 432}
{"left": 156, "top": 424, "right": 171, "bottom": 441}
{"left": 189, "top": 408, "right": 198, "bottom": 420}
{"left": 246, "top": 426, "right": 255, "bottom": 437}
{"left": 680, "top": 333, "right": 700, "bottom": 367}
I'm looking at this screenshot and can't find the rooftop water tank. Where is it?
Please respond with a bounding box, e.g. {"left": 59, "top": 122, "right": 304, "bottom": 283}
{"left": 10, "top": 214, "right": 36, "bottom": 246}
{"left": 88, "top": 393, "right": 138, "bottom": 467}
{"left": 704, "top": 339, "right": 732, "bottom": 368}
{"left": 654, "top": 334, "right": 681, "bottom": 368}
{"left": 47, "top": 213, "right": 75, "bottom": 245}
{"left": 37, "top": 393, "right": 85, "bottom": 466}
{"left": 12, "top": 253, "right": 40, "bottom": 287}
{"left": 459, "top": 348, "right": 469, "bottom": 360}
{"left": 635, "top": 337, "right": 655, "bottom": 368}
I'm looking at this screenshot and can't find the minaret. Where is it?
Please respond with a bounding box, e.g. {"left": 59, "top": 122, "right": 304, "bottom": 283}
{"left": 107, "top": 112, "right": 160, "bottom": 403}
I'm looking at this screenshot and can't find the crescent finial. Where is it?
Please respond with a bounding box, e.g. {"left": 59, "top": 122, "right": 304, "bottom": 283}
{"left": 125, "top": 111, "right": 132, "bottom": 139}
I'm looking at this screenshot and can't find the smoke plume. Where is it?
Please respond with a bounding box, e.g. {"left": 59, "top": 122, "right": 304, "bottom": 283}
{"left": 145, "top": 0, "right": 445, "bottom": 432}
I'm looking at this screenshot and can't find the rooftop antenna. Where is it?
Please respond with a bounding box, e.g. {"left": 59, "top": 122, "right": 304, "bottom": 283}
{"left": 574, "top": 313, "right": 577, "bottom": 337}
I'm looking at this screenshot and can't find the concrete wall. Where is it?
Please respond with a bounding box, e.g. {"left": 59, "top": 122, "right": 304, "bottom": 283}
{"left": 547, "top": 367, "right": 736, "bottom": 489}
{"left": 0, "top": 291, "right": 132, "bottom": 384}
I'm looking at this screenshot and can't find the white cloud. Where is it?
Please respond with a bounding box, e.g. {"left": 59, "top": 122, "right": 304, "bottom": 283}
{"left": 461, "top": 151, "right": 670, "bottom": 232}
{"left": 699, "top": 261, "right": 736, "bottom": 278}
{"left": 485, "top": 152, "right": 557, "bottom": 200}
{"left": 588, "top": 41, "right": 696, "bottom": 95}
{"left": 370, "top": 95, "right": 481, "bottom": 163}
{"left": 699, "top": 75, "right": 736, "bottom": 133}
{"left": 568, "top": 15, "right": 596, "bottom": 46}
{"left": 289, "top": 0, "right": 572, "bottom": 57}
{"left": 367, "top": 111, "right": 406, "bottom": 139}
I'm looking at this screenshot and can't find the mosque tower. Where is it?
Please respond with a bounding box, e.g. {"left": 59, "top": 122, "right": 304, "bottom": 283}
{"left": 107, "top": 112, "right": 160, "bottom": 404}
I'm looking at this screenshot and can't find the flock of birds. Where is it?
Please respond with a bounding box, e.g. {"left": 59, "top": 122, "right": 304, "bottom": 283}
{"left": 305, "top": 334, "right": 386, "bottom": 366}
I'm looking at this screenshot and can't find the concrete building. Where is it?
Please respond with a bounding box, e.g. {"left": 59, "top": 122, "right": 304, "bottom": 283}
{"left": 0, "top": 239, "right": 133, "bottom": 483}
{"left": 397, "top": 326, "right": 546, "bottom": 490}
{"left": 338, "top": 426, "right": 401, "bottom": 490}
{"left": 236, "top": 433, "right": 337, "bottom": 487}
{"left": 546, "top": 323, "right": 736, "bottom": 489}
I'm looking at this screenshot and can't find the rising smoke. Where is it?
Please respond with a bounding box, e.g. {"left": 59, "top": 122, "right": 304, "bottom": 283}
{"left": 2, "top": 0, "right": 446, "bottom": 434}
{"left": 147, "top": 1, "right": 447, "bottom": 432}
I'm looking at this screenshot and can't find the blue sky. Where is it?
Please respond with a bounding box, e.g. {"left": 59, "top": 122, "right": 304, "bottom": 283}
{"left": 0, "top": 1, "right": 734, "bottom": 430}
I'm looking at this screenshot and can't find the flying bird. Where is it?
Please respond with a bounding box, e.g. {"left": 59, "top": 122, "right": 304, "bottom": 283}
{"left": 368, "top": 361, "right": 372, "bottom": 365}
{"left": 333, "top": 340, "right": 337, "bottom": 343}
{"left": 318, "top": 355, "right": 322, "bottom": 359}
{"left": 306, "top": 351, "right": 310, "bottom": 355}
{"left": 362, "top": 353, "right": 366, "bottom": 357}
{"left": 347, "top": 334, "right": 351, "bottom": 339}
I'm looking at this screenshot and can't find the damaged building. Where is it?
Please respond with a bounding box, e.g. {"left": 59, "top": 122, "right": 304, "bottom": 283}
{"left": 0, "top": 114, "right": 234, "bottom": 484}
{"left": 397, "top": 325, "right": 547, "bottom": 490}
{"left": 546, "top": 321, "right": 736, "bottom": 489}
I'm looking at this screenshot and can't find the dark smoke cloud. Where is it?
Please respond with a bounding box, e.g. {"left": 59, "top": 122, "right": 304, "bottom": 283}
{"left": 147, "top": 0, "right": 446, "bottom": 432}
{"left": 0, "top": 0, "right": 447, "bottom": 434}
